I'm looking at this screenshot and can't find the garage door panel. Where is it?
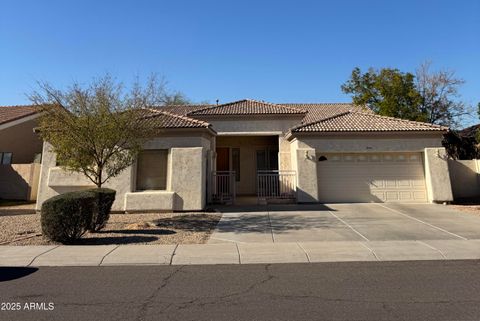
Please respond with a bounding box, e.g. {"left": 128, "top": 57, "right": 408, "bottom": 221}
{"left": 317, "top": 152, "right": 427, "bottom": 203}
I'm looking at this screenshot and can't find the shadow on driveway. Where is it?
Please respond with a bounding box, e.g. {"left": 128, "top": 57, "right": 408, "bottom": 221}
{"left": 0, "top": 267, "right": 38, "bottom": 282}
{"left": 214, "top": 203, "right": 336, "bottom": 213}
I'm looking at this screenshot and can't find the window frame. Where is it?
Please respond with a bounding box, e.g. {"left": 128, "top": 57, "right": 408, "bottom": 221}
{"left": 135, "top": 149, "right": 169, "bottom": 191}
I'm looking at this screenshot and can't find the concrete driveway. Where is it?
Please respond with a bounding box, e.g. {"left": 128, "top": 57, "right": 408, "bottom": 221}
{"left": 209, "top": 203, "right": 480, "bottom": 244}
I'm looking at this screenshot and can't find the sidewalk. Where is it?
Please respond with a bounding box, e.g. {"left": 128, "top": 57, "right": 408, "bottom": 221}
{"left": 1, "top": 239, "right": 480, "bottom": 266}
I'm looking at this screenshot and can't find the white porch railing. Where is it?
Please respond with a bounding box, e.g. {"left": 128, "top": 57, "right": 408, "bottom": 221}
{"left": 257, "top": 170, "right": 296, "bottom": 201}
{"left": 210, "top": 171, "right": 236, "bottom": 204}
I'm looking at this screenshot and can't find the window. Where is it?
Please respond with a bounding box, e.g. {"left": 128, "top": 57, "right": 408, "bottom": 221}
{"left": 136, "top": 150, "right": 168, "bottom": 191}
{"left": 0, "top": 152, "right": 12, "bottom": 165}
{"left": 256, "top": 148, "right": 278, "bottom": 171}
{"left": 232, "top": 148, "right": 240, "bottom": 181}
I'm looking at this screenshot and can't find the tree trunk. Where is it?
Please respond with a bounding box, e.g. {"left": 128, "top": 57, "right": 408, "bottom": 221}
{"left": 97, "top": 168, "right": 103, "bottom": 188}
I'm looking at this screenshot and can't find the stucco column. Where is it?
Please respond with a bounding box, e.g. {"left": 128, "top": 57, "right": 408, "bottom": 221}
{"left": 424, "top": 147, "right": 454, "bottom": 203}
{"left": 170, "top": 147, "right": 206, "bottom": 210}
{"left": 278, "top": 136, "right": 291, "bottom": 171}
{"left": 295, "top": 148, "right": 319, "bottom": 202}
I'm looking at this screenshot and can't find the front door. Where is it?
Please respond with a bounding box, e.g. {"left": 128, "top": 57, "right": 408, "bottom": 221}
{"left": 216, "top": 147, "right": 230, "bottom": 171}
{"left": 213, "top": 147, "right": 235, "bottom": 203}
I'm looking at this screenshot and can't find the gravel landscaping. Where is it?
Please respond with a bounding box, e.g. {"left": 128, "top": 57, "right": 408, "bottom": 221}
{"left": 450, "top": 197, "right": 480, "bottom": 217}
{"left": 0, "top": 205, "right": 222, "bottom": 245}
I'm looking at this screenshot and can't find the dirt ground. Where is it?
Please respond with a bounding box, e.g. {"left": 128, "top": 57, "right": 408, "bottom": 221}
{"left": 449, "top": 197, "right": 480, "bottom": 217}
{"left": 0, "top": 204, "right": 221, "bottom": 245}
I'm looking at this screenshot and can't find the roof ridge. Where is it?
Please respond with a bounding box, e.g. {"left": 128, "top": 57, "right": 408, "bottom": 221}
{"left": 145, "top": 108, "right": 211, "bottom": 127}
{"left": 292, "top": 110, "right": 352, "bottom": 130}
{"left": 282, "top": 102, "right": 354, "bottom": 106}
{"left": 242, "top": 99, "right": 307, "bottom": 113}
{"left": 188, "top": 98, "right": 306, "bottom": 115}
{"left": 151, "top": 104, "right": 214, "bottom": 108}
{"left": 0, "top": 104, "right": 36, "bottom": 108}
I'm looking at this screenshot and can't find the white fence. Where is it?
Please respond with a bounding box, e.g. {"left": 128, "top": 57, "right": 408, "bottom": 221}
{"left": 210, "top": 171, "right": 236, "bottom": 204}
{"left": 257, "top": 170, "right": 296, "bottom": 201}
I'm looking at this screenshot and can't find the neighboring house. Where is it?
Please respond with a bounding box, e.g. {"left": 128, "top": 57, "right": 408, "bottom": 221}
{"left": 459, "top": 124, "right": 480, "bottom": 139}
{"left": 35, "top": 99, "right": 454, "bottom": 212}
{"left": 0, "top": 105, "right": 43, "bottom": 200}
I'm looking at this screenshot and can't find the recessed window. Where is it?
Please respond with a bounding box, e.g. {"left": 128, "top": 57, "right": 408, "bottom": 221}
{"left": 0, "top": 152, "right": 12, "bottom": 165}
{"left": 136, "top": 150, "right": 168, "bottom": 191}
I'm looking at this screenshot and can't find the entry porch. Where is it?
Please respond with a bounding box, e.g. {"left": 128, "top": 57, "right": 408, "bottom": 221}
{"left": 209, "top": 135, "right": 296, "bottom": 204}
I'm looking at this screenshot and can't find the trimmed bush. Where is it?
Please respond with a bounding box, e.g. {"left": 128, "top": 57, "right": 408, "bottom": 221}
{"left": 41, "top": 191, "right": 96, "bottom": 243}
{"left": 87, "top": 188, "right": 116, "bottom": 232}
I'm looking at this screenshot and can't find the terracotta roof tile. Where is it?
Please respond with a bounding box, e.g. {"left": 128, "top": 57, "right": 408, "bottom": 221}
{"left": 0, "top": 105, "right": 39, "bottom": 125}
{"left": 281, "top": 103, "right": 372, "bottom": 124}
{"left": 187, "top": 99, "right": 306, "bottom": 116}
{"left": 157, "top": 104, "right": 213, "bottom": 116}
{"left": 292, "top": 111, "right": 447, "bottom": 133}
{"left": 140, "top": 109, "right": 211, "bottom": 129}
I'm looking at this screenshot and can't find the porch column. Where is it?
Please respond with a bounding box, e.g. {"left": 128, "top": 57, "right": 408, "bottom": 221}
{"left": 295, "top": 148, "right": 319, "bottom": 202}
{"left": 278, "top": 136, "right": 291, "bottom": 170}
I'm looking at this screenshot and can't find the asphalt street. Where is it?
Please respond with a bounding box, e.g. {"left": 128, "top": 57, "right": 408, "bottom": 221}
{"left": 1, "top": 260, "right": 480, "bottom": 321}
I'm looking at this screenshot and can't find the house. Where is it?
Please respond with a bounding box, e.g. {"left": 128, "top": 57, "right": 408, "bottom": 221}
{"left": 0, "top": 105, "right": 43, "bottom": 200}
{"left": 459, "top": 124, "right": 480, "bottom": 139}
{"left": 35, "top": 99, "right": 454, "bottom": 212}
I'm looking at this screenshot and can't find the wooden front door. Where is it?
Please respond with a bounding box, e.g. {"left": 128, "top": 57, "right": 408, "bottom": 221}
{"left": 216, "top": 148, "right": 230, "bottom": 171}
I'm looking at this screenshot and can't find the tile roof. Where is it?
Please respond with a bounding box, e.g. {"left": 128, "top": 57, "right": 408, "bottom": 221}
{"left": 187, "top": 99, "right": 306, "bottom": 116}
{"left": 281, "top": 103, "right": 372, "bottom": 124}
{"left": 0, "top": 105, "right": 39, "bottom": 125}
{"left": 291, "top": 111, "right": 447, "bottom": 133}
{"left": 157, "top": 104, "right": 213, "bottom": 116}
{"left": 140, "top": 109, "right": 211, "bottom": 129}
{"left": 459, "top": 124, "right": 480, "bottom": 138}
{"left": 1, "top": 101, "right": 446, "bottom": 134}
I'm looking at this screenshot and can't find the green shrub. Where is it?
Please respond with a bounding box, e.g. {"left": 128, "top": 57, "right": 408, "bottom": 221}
{"left": 87, "top": 188, "right": 116, "bottom": 232}
{"left": 41, "top": 191, "right": 96, "bottom": 243}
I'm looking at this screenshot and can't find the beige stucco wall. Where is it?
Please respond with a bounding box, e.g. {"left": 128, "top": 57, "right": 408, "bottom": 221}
{"left": 0, "top": 163, "right": 40, "bottom": 200}
{"left": 0, "top": 118, "right": 43, "bottom": 164}
{"left": 295, "top": 148, "right": 318, "bottom": 202}
{"left": 36, "top": 133, "right": 212, "bottom": 212}
{"left": 424, "top": 148, "right": 454, "bottom": 202}
{"left": 204, "top": 117, "right": 302, "bottom": 135}
{"left": 448, "top": 159, "right": 480, "bottom": 199}
{"left": 278, "top": 136, "right": 291, "bottom": 171}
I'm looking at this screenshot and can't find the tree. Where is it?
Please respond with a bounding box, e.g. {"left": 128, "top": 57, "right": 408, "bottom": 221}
{"left": 415, "top": 62, "right": 467, "bottom": 127}
{"left": 341, "top": 67, "right": 424, "bottom": 121}
{"left": 341, "top": 63, "right": 469, "bottom": 127}
{"left": 442, "top": 130, "right": 479, "bottom": 160}
{"left": 30, "top": 74, "right": 188, "bottom": 188}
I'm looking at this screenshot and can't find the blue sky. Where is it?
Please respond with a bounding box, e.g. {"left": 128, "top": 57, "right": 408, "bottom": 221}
{"left": 1, "top": 0, "right": 479, "bottom": 125}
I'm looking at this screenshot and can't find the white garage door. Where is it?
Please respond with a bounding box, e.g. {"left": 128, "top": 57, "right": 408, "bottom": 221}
{"left": 317, "top": 153, "right": 427, "bottom": 203}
